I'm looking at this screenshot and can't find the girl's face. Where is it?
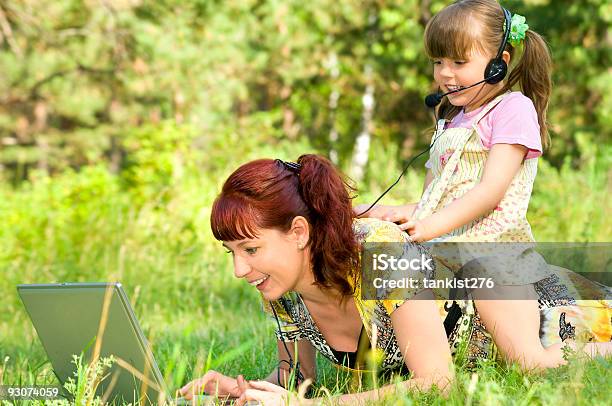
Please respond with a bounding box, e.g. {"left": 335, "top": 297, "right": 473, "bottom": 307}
{"left": 222, "top": 222, "right": 311, "bottom": 301}
{"left": 432, "top": 50, "right": 505, "bottom": 112}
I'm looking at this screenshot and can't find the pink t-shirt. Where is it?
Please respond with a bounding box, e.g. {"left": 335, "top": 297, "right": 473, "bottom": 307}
{"left": 426, "top": 92, "right": 542, "bottom": 169}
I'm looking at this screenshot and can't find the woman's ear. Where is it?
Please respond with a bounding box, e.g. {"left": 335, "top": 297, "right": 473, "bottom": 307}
{"left": 290, "top": 216, "right": 310, "bottom": 248}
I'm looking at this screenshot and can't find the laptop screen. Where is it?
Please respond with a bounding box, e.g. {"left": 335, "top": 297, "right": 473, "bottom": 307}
{"left": 18, "top": 283, "right": 170, "bottom": 405}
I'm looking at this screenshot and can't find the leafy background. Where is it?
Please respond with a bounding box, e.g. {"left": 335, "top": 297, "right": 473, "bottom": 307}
{"left": 0, "top": 0, "right": 610, "bottom": 404}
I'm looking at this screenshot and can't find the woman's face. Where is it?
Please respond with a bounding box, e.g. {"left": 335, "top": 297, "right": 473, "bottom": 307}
{"left": 222, "top": 222, "right": 311, "bottom": 301}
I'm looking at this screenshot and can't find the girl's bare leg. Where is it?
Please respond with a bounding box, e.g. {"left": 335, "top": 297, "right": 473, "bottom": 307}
{"left": 473, "top": 285, "right": 611, "bottom": 370}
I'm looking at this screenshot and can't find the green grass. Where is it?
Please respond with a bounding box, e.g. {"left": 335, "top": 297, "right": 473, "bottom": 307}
{"left": 0, "top": 132, "right": 610, "bottom": 405}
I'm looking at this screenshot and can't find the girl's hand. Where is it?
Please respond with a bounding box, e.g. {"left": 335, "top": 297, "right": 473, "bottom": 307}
{"left": 179, "top": 370, "right": 249, "bottom": 400}
{"left": 401, "top": 219, "right": 432, "bottom": 242}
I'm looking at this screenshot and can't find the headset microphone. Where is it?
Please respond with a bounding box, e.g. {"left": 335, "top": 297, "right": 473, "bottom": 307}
{"left": 424, "top": 92, "right": 444, "bottom": 109}
{"left": 424, "top": 76, "right": 491, "bottom": 108}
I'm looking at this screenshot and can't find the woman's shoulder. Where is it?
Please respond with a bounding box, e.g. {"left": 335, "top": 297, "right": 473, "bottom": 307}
{"left": 353, "top": 217, "right": 410, "bottom": 244}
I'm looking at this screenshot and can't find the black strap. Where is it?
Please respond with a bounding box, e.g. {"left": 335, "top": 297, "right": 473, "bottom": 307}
{"left": 443, "top": 301, "right": 463, "bottom": 337}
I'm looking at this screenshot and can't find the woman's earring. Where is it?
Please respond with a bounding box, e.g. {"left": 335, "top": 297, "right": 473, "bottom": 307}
{"left": 298, "top": 243, "right": 304, "bottom": 250}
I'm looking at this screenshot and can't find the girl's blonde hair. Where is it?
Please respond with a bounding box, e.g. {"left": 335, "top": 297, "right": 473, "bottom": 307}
{"left": 424, "top": 0, "right": 552, "bottom": 149}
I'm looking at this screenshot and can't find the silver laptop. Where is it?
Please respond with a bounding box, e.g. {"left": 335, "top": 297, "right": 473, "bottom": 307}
{"left": 17, "top": 282, "right": 233, "bottom": 405}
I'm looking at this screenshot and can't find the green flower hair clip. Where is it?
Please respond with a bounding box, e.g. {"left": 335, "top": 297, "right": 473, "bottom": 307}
{"left": 509, "top": 14, "right": 529, "bottom": 47}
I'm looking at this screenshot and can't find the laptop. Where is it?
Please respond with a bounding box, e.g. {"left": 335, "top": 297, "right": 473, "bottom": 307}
{"left": 17, "top": 282, "right": 243, "bottom": 405}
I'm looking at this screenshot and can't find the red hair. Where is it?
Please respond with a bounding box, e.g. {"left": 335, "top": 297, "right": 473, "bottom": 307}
{"left": 211, "top": 154, "right": 360, "bottom": 297}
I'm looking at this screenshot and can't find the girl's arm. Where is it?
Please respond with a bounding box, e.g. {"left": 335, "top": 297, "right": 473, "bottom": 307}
{"left": 236, "top": 290, "right": 454, "bottom": 405}
{"left": 404, "top": 144, "right": 528, "bottom": 241}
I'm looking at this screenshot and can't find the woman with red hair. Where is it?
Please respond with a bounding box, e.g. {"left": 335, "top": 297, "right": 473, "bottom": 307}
{"left": 180, "top": 154, "right": 454, "bottom": 404}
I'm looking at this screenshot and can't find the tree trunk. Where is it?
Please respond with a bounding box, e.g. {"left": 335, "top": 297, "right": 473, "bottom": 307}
{"left": 327, "top": 52, "right": 340, "bottom": 164}
{"left": 350, "top": 65, "right": 374, "bottom": 182}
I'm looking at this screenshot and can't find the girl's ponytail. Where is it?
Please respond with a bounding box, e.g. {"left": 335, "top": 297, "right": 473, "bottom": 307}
{"left": 296, "top": 154, "right": 360, "bottom": 297}
{"left": 505, "top": 29, "right": 553, "bottom": 149}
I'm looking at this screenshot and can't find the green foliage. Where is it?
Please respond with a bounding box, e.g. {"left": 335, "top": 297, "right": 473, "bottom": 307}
{"left": 1, "top": 0, "right": 610, "bottom": 181}
{"left": 529, "top": 136, "right": 611, "bottom": 241}
{"left": 121, "top": 121, "right": 198, "bottom": 202}
{"left": 0, "top": 1, "right": 610, "bottom": 404}
{"left": 0, "top": 125, "right": 610, "bottom": 405}
{"left": 62, "top": 354, "right": 115, "bottom": 406}
{"left": 0, "top": 165, "right": 126, "bottom": 273}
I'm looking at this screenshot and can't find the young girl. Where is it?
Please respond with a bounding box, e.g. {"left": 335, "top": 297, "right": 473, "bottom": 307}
{"left": 357, "top": 0, "right": 611, "bottom": 369}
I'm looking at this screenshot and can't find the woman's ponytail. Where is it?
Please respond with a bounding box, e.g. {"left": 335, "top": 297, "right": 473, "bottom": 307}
{"left": 296, "top": 154, "right": 360, "bottom": 297}
{"left": 505, "top": 29, "right": 553, "bottom": 149}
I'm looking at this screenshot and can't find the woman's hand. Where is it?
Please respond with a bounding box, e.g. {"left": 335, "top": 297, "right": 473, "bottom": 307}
{"left": 354, "top": 203, "right": 417, "bottom": 225}
{"left": 235, "top": 380, "right": 287, "bottom": 406}
{"left": 235, "top": 380, "right": 312, "bottom": 406}
{"left": 179, "top": 370, "right": 250, "bottom": 400}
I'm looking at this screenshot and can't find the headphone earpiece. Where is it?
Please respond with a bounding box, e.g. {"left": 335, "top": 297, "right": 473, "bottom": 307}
{"left": 484, "top": 58, "right": 508, "bottom": 84}
{"left": 484, "top": 7, "right": 513, "bottom": 85}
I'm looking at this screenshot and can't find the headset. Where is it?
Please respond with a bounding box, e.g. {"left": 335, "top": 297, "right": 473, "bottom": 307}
{"left": 485, "top": 7, "right": 513, "bottom": 84}
{"left": 357, "top": 6, "right": 512, "bottom": 216}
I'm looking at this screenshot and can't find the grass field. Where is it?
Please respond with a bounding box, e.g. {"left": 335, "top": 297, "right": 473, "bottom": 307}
{"left": 1, "top": 139, "right": 610, "bottom": 405}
